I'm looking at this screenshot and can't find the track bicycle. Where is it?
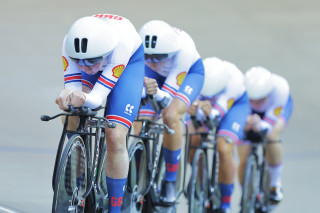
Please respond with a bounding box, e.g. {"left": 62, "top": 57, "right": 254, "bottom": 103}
{"left": 41, "top": 106, "right": 115, "bottom": 213}
{"left": 240, "top": 130, "right": 279, "bottom": 213}
{"left": 187, "top": 117, "right": 221, "bottom": 213}
{"left": 122, "top": 96, "right": 188, "bottom": 213}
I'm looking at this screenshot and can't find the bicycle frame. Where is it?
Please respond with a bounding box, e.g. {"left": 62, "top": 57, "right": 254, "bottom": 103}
{"left": 42, "top": 106, "right": 115, "bottom": 212}
{"left": 187, "top": 130, "right": 219, "bottom": 203}
{"left": 241, "top": 137, "right": 272, "bottom": 213}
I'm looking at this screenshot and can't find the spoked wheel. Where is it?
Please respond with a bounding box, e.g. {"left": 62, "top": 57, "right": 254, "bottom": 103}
{"left": 122, "top": 139, "right": 147, "bottom": 213}
{"left": 52, "top": 135, "right": 88, "bottom": 213}
{"left": 188, "top": 148, "right": 208, "bottom": 213}
{"left": 240, "top": 154, "right": 258, "bottom": 213}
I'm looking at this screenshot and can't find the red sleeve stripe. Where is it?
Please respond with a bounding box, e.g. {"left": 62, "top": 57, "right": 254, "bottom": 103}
{"left": 82, "top": 80, "right": 94, "bottom": 89}
{"left": 162, "top": 85, "right": 176, "bottom": 97}
{"left": 64, "top": 75, "right": 81, "bottom": 82}
{"left": 98, "top": 76, "right": 115, "bottom": 89}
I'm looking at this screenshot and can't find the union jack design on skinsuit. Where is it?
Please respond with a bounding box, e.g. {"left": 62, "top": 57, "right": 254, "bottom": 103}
{"left": 97, "top": 75, "right": 116, "bottom": 90}
{"left": 64, "top": 73, "right": 81, "bottom": 84}
{"left": 106, "top": 115, "right": 132, "bottom": 129}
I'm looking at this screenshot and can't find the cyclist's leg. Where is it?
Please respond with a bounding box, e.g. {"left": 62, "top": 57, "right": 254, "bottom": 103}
{"left": 162, "top": 58, "right": 204, "bottom": 181}
{"left": 186, "top": 118, "right": 205, "bottom": 163}
{"left": 104, "top": 46, "right": 144, "bottom": 212}
{"left": 216, "top": 93, "right": 250, "bottom": 210}
{"left": 237, "top": 143, "right": 252, "bottom": 186}
{"left": 265, "top": 95, "right": 293, "bottom": 203}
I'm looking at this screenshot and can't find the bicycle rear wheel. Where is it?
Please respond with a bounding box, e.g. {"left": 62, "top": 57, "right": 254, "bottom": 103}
{"left": 240, "top": 154, "right": 259, "bottom": 213}
{"left": 122, "top": 139, "right": 148, "bottom": 213}
{"left": 188, "top": 148, "right": 208, "bottom": 213}
{"left": 52, "top": 135, "right": 88, "bottom": 213}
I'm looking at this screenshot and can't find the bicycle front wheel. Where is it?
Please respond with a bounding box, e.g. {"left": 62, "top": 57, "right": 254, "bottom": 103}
{"left": 259, "top": 160, "right": 271, "bottom": 213}
{"left": 240, "top": 154, "right": 259, "bottom": 213}
{"left": 188, "top": 148, "right": 208, "bottom": 213}
{"left": 52, "top": 135, "right": 88, "bottom": 213}
{"left": 122, "top": 139, "right": 147, "bottom": 213}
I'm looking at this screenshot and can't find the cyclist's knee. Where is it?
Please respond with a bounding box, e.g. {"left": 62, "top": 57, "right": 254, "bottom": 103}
{"left": 61, "top": 115, "right": 79, "bottom": 131}
{"left": 162, "top": 109, "right": 181, "bottom": 127}
{"left": 217, "top": 137, "right": 233, "bottom": 159}
{"left": 106, "top": 125, "right": 128, "bottom": 154}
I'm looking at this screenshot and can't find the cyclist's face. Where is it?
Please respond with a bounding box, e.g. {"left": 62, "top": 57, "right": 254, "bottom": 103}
{"left": 146, "top": 60, "right": 167, "bottom": 70}
{"left": 77, "top": 61, "right": 104, "bottom": 75}
{"left": 250, "top": 96, "right": 268, "bottom": 110}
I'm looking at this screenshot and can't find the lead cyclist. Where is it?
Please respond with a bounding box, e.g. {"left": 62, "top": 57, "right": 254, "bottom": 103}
{"left": 55, "top": 14, "right": 145, "bottom": 213}
{"left": 134, "top": 20, "right": 205, "bottom": 205}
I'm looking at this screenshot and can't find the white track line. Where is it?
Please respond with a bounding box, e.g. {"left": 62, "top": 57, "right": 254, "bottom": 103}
{"left": 0, "top": 206, "right": 19, "bottom": 213}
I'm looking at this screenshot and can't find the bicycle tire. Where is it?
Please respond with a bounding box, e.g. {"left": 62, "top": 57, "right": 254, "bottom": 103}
{"left": 122, "top": 139, "right": 148, "bottom": 213}
{"left": 240, "top": 154, "right": 259, "bottom": 213}
{"left": 188, "top": 148, "right": 208, "bottom": 213}
{"left": 258, "top": 160, "right": 271, "bottom": 213}
{"left": 52, "top": 135, "right": 88, "bottom": 213}
{"left": 208, "top": 145, "right": 221, "bottom": 211}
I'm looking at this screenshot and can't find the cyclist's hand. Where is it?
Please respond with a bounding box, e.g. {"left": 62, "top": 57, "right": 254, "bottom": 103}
{"left": 244, "top": 114, "right": 261, "bottom": 132}
{"left": 144, "top": 77, "right": 158, "bottom": 95}
{"left": 69, "top": 90, "right": 86, "bottom": 107}
{"left": 56, "top": 89, "right": 71, "bottom": 110}
{"left": 188, "top": 100, "right": 199, "bottom": 116}
{"left": 199, "top": 100, "right": 212, "bottom": 116}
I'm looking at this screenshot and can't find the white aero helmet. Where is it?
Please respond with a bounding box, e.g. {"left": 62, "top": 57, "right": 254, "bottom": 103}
{"left": 245, "top": 66, "right": 274, "bottom": 100}
{"left": 139, "top": 20, "right": 180, "bottom": 54}
{"left": 201, "top": 57, "right": 229, "bottom": 97}
{"left": 65, "top": 16, "right": 119, "bottom": 59}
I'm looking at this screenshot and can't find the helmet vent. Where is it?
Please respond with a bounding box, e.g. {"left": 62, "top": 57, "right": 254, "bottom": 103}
{"left": 151, "top": 36, "right": 157, "bottom": 48}
{"left": 81, "top": 38, "right": 88, "bottom": 53}
{"left": 74, "top": 38, "right": 80, "bottom": 53}
{"left": 74, "top": 38, "right": 88, "bottom": 53}
{"left": 145, "top": 35, "right": 150, "bottom": 48}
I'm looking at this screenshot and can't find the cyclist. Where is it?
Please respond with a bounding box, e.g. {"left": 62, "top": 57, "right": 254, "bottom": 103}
{"left": 135, "top": 20, "right": 204, "bottom": 205}
{"left": 55, "top": 14, "right": 145, "bottom": 213}
{"left": 187, "top": 57, "right": 250, "bottom": 213}
{"left": 238, "top": 66, "right": 293, "bottom": 204}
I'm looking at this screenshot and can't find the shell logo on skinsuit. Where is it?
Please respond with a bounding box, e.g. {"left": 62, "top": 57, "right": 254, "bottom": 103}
{"left": 112, "top": 65, "right": 125, "bottom": 78}
{"left": 227, "top": 98, "right": 235, "bottom": 110}
{"left": 176, "top": 72, "right": 187, "bottom": 86}
{"left": 62, "top": 56, "right": 69, "bottom": 71}
{"left": 274, "top": 106, "right": 283, "bottom": 117}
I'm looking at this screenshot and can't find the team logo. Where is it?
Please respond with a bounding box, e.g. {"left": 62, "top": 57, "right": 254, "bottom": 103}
{"left": 274, "top": 106, "right": 282, "bottom": 116}
{"left": 176, "top": 72, "right": 186, "bottom": 86}
{"left": 125, "top": 104, "right": 134, "bottom": 115}
{"left": 62, "top": 56, "right": 69, "bottom": 71}
{"left": 227, "top": 98, "right": 235, "bottom": 110}
{"left": 184, "top": 85, "right": 193, "bottom": 95}
{"left": 232, "top": 122, "right": 240, "bottom": 132}
{"left": 112, "top": 65, "right": 125, "bottom": 78}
